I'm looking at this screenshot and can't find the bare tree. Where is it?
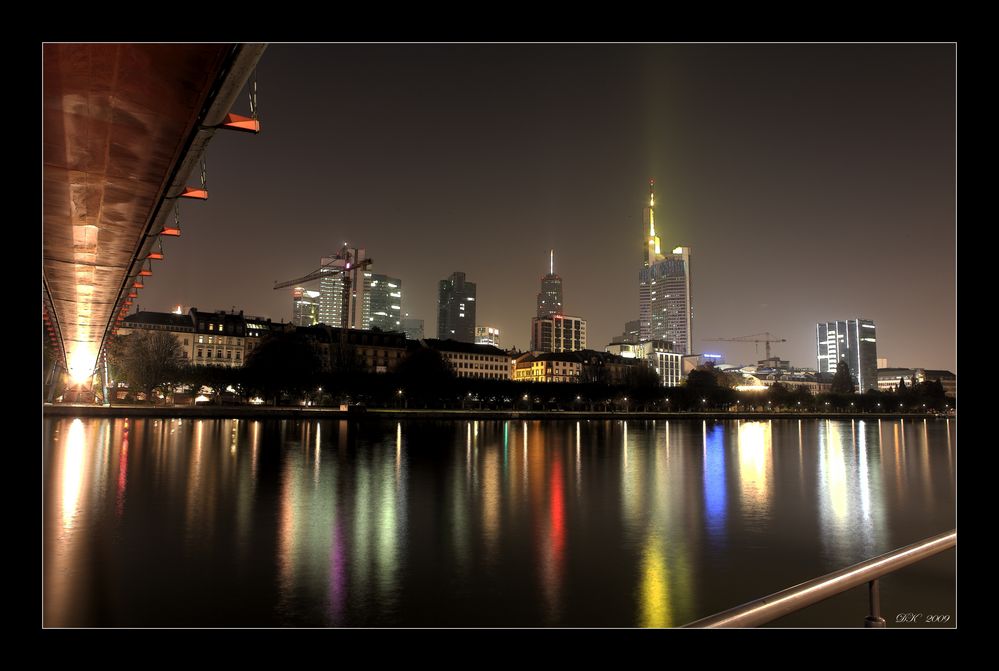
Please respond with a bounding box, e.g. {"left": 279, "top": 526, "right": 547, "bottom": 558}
{"left": 108, "top": 331, "right": 183, "bottom": 401}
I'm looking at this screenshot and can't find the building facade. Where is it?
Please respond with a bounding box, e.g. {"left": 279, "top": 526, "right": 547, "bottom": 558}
{"left": 531, "top": 315, "right": 587, "bottom": 353}
{"left": 816, "top": 318, "right": 878, "bottom": 391}
{"left": 421, "top": 338, "right": 511, "bottom": 380}
{"left": 475, "top": 325, "right": 501, "bottom": 348}
{"left": 638, "top": 181, "right": 693, "bottom": 353}
{"left": 120, "top": 308, "right": 279, "bottom": 368}
{"left": 437, "top": 272, "right": 476, "bottom": 342}
{"left": 513, "top": 351, "right": 583, "bottom": 383}
{"left": 298, "top": 325, "right": 408, "bottom": 374}
{"left": 118, "top": 311, "right": 196, "bottom": 363}
{"left": 605, "top": 339, "right": 684, "bottom": 387}
{"left": 877, "top": 368, "right": 956, "bottom": 397}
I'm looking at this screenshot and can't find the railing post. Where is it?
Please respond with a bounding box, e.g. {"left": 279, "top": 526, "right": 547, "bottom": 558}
{"left": 864, "top": 579, "right": 886, "bottom": 628}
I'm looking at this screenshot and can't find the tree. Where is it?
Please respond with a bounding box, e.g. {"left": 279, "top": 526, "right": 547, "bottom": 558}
{"left": 242, "top": 332, "right": 321, "bottom": 405}
{"left": 394, "top": 348, "right": 454, "bottom": 407}
{"left": 107, "top": 330, "right": 184, "bottom": 401}
{"left": 831, "top": 359, "right": 856, "bottom": 394}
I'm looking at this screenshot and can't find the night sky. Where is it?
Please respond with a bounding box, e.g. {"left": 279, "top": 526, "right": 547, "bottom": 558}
{"left": 138, "top": 43, "right": 955, "bottom": 372}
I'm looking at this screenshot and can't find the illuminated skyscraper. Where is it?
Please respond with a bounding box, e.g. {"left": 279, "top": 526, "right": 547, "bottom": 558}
{"left": 364, "top": 273, "right": 403, "bottom": 332}
{"left": 292, "top": 287, "right": 320, "bottom": 327}
{"left": 537, "top": 249, "right": 563, "bottom": 319}
{"left": 437, "top": 272, "right": 476, "bottom": 342}
{"left": 475, "top": 325, "right": 501, "bottom": 347}
{"left": 638, "top": 180, "right": 693, "bottom": 353}
{"left": 816, "top": 318, "right": 878, "bottom": 391}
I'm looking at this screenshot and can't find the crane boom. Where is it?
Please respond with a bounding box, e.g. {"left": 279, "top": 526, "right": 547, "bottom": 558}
{"left": 273, "top": 244, "right": 373, "bottom": 330}
{"left": 704, "top": 332, "right": 786, "bottom": 360}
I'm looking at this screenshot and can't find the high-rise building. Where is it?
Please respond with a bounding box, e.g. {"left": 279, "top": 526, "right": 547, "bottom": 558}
{"left": 531, "top": 315, "right": 587, "bottom": 352}
{"left": 475, "top": 325, "right": 501, "bottom": 348}
{"left": 536, "top": 249, "right": 563, "bottom": 319}
{"left": 292, "top": 287, "right": 320, "bottom": 327}
{"left": 816, "top": 318, "right": 878, "bottom": 391}
{"left": 528, "top": 250, "right": 586, "bottom": 352}
{"left": 438, "top": 272, "right": 476, "bottom": 342}
{"left": 611, "top": 319, "right": 642, "bottom": 344}
{"left": 401, "top": 314, "right": 424, "bottom": 341}
{"left": 364, "top": 273, "right": 403, "bottom": 332}
{"left": 638, "top": 180, "right": 693, "bottom": 353}
{"left": 318, "top": 246, "right": 367, "bottom": 329}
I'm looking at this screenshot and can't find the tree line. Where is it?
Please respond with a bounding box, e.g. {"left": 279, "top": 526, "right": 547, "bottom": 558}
{"left": 103, "top": 331, "right": 954, "bottom": 412}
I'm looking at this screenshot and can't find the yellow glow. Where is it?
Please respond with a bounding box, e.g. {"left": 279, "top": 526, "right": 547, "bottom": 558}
{"left": 735, "top": 385, "right": 768, "bottom": 392}
{"left": 67, "top": 346, "right": 97, "bottom": 384}
{"left": 639, "top": 533, "right": 671, "bottom": 628}
{"left": 738, "top": 421, "right": 772, "bottom": 511}
{"left": 672, "top": 247, "right": 683, "bottom": 254}
{"left": 61, "top": 419, "right": 87, "bottom": 530}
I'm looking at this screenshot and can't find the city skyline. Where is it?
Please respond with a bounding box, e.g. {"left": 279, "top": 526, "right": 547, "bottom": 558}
{"left": 131, "top": 43, "right": 955, "bottom": 371}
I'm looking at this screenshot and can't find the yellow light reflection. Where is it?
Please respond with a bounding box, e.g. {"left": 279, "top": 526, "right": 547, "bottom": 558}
{"left": 639, "top": 533, "right": 672, "bottom": 628}
{"left": 61, "top": 419, "right": 87, "bottom": 530}
{"left": 737, "top": 421, "right": 772, "bottom": 515}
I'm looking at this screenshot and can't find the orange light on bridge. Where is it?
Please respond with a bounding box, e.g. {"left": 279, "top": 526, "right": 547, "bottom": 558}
{"left": 180, "top": 186, "right": 208, "bottom": 200}
{"left": 160, "top": 226, "right": 181, "bottom": 237}
{"left": 218, "top": 113, "right": 260, "bottom": 134}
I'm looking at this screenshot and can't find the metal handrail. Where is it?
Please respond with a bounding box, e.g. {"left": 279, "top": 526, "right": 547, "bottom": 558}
{"left": 683, "top": 529, "right": 956, "bottom": 628}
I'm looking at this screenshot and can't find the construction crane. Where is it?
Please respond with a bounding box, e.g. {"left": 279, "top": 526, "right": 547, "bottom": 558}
{"left": 274, "top": 244, "right": 372, "bottom": 330}
{"left": 704, "top": 332, "right": 787, "bottom": 361}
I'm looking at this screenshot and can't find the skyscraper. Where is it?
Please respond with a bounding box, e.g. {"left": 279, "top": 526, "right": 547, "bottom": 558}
{"left": 292, "top": 287, "right": 320, "bottom": 327}
{"left": 364, "top": 273, "right": 403, "bottom": 332}
{"left": 437, "top": 272, "right": 476, "bottom": 342}
{"left": 318, "top": 246, "right": 367, "bottom": 329}
{"left": 536, "top": 249, "right": 563, "bottom": 319}
{"left": 475, "top": 325, "right": 501, "bottom": 347}
{"left": 816, "top": 319, "right": 878, "bottom": 391}
{"left": 638, "top": 180, "right": 693, "bottom": 353}
{"left": 530, "top": 250, "right": 586, "bottom": 352}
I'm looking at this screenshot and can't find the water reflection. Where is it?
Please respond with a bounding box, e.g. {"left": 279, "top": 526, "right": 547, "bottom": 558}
{"left": 43, "top": 417, "right": 955, "bottom": 628}
{"left": 702, "top": 424, "right": 726, "bottom": 546}
{"left": 737, "top": 421, "right": 772, "bottom": 525}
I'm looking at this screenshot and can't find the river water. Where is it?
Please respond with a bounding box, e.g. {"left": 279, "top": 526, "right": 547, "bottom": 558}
{"left": 42, "top": 416, "right": 956, "bottom": 627}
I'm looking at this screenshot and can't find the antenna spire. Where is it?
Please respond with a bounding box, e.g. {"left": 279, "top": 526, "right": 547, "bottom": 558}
{"left": 550, "top": 249, "right": 554, "bottom": 275}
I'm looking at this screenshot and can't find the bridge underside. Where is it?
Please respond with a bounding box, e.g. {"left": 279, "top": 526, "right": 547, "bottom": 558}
{"left": 43, "top": 44, "right": 262, "bottom": 388}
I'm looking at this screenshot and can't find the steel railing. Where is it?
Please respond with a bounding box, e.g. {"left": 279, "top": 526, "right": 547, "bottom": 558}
{"left": 683, "top": 529, "right": 956, "bottom": 628}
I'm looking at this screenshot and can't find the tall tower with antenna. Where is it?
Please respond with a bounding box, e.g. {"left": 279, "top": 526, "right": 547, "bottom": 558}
{"left": 536, "top": 248, "right": 564, "bottom": 319}
{"left": 638, "top": 180, "right": 693, "bottom": 352}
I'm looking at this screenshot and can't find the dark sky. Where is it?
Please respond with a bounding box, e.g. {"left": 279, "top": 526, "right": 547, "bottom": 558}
{"left": 140, "top": 43, "right": 955, "bottom": 371}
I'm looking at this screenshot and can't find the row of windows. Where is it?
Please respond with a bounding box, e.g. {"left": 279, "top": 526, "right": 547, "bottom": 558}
{"left": 197, "top": 335, "right": 243, "bottom": 346}
{"left": 196, "top": 350, "right": 241, "bottom": 360}
{"left": 447, "top": 353, "right": 508, "bottom": 362}
{"left": 458, "top": 371, "right": 508, "bottom": 379}
{"left": 130, "top": 323, "right": 194, "bottom": 332}
{"left": 454, "top": 362, "right": 506, "bottom": 371}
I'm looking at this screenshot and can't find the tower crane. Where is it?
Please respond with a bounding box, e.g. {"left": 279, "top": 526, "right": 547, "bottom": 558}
{"left": 704, "top": 332, "right": 787, "bottom": 361}
{"left": 274, "top": 244, "right": 372, "bottom": 330}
